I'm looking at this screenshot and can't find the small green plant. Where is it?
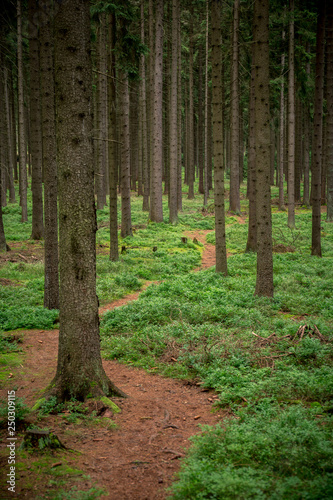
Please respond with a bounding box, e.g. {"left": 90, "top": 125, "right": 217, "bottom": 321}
{"left": 0, "top": 396, "right": 30, "bottom": 423}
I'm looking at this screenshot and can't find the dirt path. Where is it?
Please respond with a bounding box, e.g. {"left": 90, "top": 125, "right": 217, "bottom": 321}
{"left": 0, "top": 231, "right": 221, "bottom": 500}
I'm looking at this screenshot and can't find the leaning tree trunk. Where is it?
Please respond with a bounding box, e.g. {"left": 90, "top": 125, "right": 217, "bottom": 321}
{"left": 52, "top": 0, "right": 125, "bottom": 401}
{"left": 212, "top": 0, "right": 227, "bottom": 275}
{"left": 311, "top": 0, "right": 325, "bottom": 256}
{"left": 29, "top": 0, "right": 44, "bottom": 240}
{"left": 254, "top": 0, "right": 273, "bottom": 297}
{"left": 40, "top": 7, "right": 59, "bottom": 310}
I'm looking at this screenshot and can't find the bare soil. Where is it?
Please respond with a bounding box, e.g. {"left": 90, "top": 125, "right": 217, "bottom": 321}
{"left": 0, "top": 231, "right": 224, "bottom": 500}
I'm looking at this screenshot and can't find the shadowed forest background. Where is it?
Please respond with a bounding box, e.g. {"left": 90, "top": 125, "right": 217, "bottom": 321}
{"left": 0, "top": 0, "right": 333, "bottom": 498}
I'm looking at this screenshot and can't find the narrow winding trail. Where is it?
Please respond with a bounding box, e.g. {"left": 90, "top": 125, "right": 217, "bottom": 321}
{"left": 0, "top": 231, "right": 222, "bottom": 500}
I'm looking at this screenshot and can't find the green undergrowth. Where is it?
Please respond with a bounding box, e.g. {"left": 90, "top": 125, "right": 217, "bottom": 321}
{"left": 100, "top": 209, "right": 333, "bottom": 499}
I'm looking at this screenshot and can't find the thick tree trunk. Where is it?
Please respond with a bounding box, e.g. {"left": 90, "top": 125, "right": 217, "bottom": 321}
{"left": 53, "top": 0, "right": 125, "bottom": 401}
{"left": 17, "top": 0, "right": 28, "bottom": 223}
{"left": 229, "top": 0, "right": 240, "bottom": 214}
{"left": 108, "top": 14, "right": 119, "bottom": 262}
{"left": 29, "top": 0, "right": 44, "bottom": 240}
{"left": 169, "top": 0, "right": 179, "bottom": 223}
{"left": 150, "top": 0, "right": 164, "bottom": 221}
{"left": 311, "top": 0, "right": 325, "bottom": 256}
{"left": 212, "top": 0, "right": 227, "bottom": 275}
{"left": 288, "top": 0, "right": 296, "bottom": 229}
{"left": 177, "top": 1, "right": 182, "bottom": 211}
{"left": 3, "top": 66, "right": 16, "bottom": 204}
{"left": 40, "top": 5, "right": 59, "bottom": 310}
{"left": 327, "top": 1, "right": 333, "bottom": 221}
{"left": 254, "top": 0, "right": 273, "bottom": 297}
{"left": 96, "top": 13, "right": 107, "bottom": 210}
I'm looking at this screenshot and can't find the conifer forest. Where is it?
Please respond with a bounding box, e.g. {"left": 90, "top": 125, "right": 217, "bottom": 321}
{"left": 0, "top": 0, "right": 333, "bottom": 498}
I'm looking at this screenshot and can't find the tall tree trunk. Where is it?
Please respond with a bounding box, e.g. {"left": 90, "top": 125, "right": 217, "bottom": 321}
{"left": 295, "top": 96, "right": 302, "bottom": 203}
{"left": 177, "top": 1, "right": 182, "bottom": 211}
{"left": 108, "top": 13, "right": 119, "bottom": 262}
{"left": 29, "top": 0, "right": 44, "bottom": 240}
{"left": 140, "top": 1, "right": 149, "bottom": 212}
{"left": 53, "top": 0, "right": 125, "bottom": 402}
{"left": 204, "top": 0, "right": 209, "bottom": 207}
{"left": 3, "top": 65, "right": 16, "bottom": 204}
{"left": 254, "top": 0, "right": 273, "bottom": 297}
{"left": 150, "top": 0, "right": 164, "bottom": 221}
{"left": 187, "top": 19, "right": 195, "bottom": 200}
{"left": 169, "top": 0, "right": 179, "bottom": 223}
{"left": 311, "top": 0, "right": 325, "bottom": 255}
{"left": 288, "top": 0, "right": 296, "bottom": 228}
{"left": 246, "top": 44, "right": 257, "bottom": 252}
{"left": 40, "top": 5, "right": 59, "bottom": 310}
{"left": 212, "top": 0, "right": 227, "bottom": 275}
{"left": 279, "top": 28, "right": 286, "bottom": 210}
{"left": 229, "top": 0, "right": 240, "bottom": 214}
{"left": 130, "top": 83, "right": 139, "bottom": 192}
{"left": 198, "top": 44, "right": 204, "bottom": 195}
{"left": 17, "top": 0, "right": 28, "bottom": 222}
{"left": 119, "top": 71, "right": 132, "bottom": 239}
{"left": 96, "top": 14, "right": 107, "bottom": 209}
{"left": 327, "top": 1, "right": 333, "bottom": 221}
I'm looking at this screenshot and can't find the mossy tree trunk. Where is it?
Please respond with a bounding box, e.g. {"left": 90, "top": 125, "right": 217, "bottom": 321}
{"left": 52, "top": 0, "right": 125, "bottom": 401}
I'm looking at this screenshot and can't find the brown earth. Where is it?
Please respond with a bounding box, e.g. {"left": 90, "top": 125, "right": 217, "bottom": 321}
{"left": 0, "top": 231, "right": 225, "bottom": 500}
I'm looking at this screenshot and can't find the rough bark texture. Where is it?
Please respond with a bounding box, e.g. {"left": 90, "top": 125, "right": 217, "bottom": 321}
{"left": 288, "top": 0, "right": 295, "bottom": 228}
{"left": 326, "top": 1, "right": 333, "bottom": 221}
{"left": 3, "top": 66, "right": 16, "bottom": 204}
{"left": 254, "top": 0, "right": 274, "bottom": 297}
{"left": 96, "top": 13, "right": 107, "bottom": 210}
{"left": 295, "top": 96, "right": 302, "bottom": 203}
{"left": 212, "top": 0, "right": 227, "bottom": 276}
{"left": 29, "top": 0, "right": 44, "bottom": 240}
{"left": 177, "top": 1, "right": 182, "bottom": 211}
{"left": 229, "top": 0, "right": 240, "bottom": 214}
{"left": 246, "top": 47, "right": 257, "bottom": 253}
{"left": 53, "top": 0, "right": 125, "bottom": 401}
{"left": 169, "top": 0, "right": 178, "bottom": 223}
{"left": 204, "top": 0, "right": 209, "bottom": 207}
{"left": 17, "top": 0, "right": 28, "bottom": 223}
{"left": 311, "top": 0, "right": 325, "bottom": 255}
{"left": 108, "top": 14, "right": 119, "bottom": 262}
{"left": 198, "top": 45, "right": 204, "bottom": 196}
{"left": 119, "top": 71, "right": 133, "bottom": 239}
{"left": 40, "top": 8, "right": 59, "bottom": 310}
{"left": 187, "top": 19, "right": 195, "bottom": 200}
{"left": 279, "top": 28, "right": 286, "bottom": 211}
{"left": 140, "top": 0, "right": 149, "bottom": 212}
{"left": 150, "top": 0, "right": 164, "bottom": 221}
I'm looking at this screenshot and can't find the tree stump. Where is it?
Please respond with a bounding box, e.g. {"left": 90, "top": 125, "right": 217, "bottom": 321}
{"left": 21, "top": 429, "right": 66, "bottom": 451}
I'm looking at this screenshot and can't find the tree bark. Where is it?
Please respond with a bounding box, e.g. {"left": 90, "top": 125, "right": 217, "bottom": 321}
{"left": 311, "top": 0, "right": 325, "bottom": 255}
{"left": 108, "top": 13, "right": 119, "bottom": 262}
{"left": 169, "top": 0, "right": 179, "bottom": 223}
{"left": 53, "top": 0, "right": 125, "bottom": 401}
{"left": 40, "top": 4, "right": 59, "bottom": 310}
{"left": 17, "top": 0, "right": 28, "bottom": 222}
{"left": 288, "top": 0, "right": 296, "bottom": 228}
{"left": 140, "top": 0, "right": 149, "bottom": 212}
{"left": 254, "top": 0, "right": 273, "bottom": 297}
{"left": 187, "top": 19, "right": 195, "bottom": 200}
{"left": 327, "top": 0, "right": 333, "bottom": 221}
{"left": 229, "top": 0, "right": 240, "bottom": 214}
{"left": 212, "top": 0, "right": 227, "bottom": 275}
{"left": 29, "top": 0, "right": 44, "bottom": 240}
{"left": 150, "top": 0, "right": 164, "bottom": 221}
{"left": 96, "top": 13, "right": 107, "bottom": 210}
{"left": 279, "top": 27, "right": 286, "bottom": 211}
{"left": 204, "top": 0, "right": 209, "bottom": 207}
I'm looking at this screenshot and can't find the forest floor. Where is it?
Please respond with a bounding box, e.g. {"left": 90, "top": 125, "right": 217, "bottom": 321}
{"left": 0, "top": 230, "right": 222, "bottom": 500}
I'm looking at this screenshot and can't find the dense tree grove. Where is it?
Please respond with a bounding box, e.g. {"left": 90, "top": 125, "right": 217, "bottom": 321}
{"left": 0, "top": 0, "right": 332, "bottom": 399}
